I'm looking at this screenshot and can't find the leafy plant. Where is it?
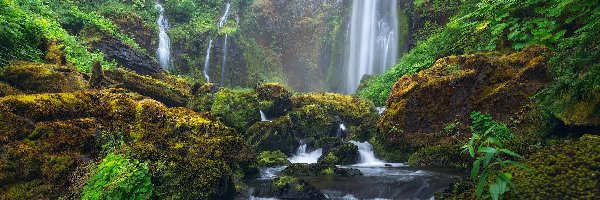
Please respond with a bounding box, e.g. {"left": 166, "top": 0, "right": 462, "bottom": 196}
{"left": 462, "top": 112, "right": 528, "bottom": 200}
{"left": 82, "top": 153, "right": 154, "bottom": 200}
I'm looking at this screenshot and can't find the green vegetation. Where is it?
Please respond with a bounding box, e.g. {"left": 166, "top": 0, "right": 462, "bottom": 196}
{"left": 82, "top": 153, "right": 153, "bottom": 200}
{"left": 211, "top": 88, "right": 260, "bottom": 133}
{"left": 257, "top": 150, "right": 290, "bottom": 167}
{"left": 462, "top": 112, "right": 527, "bottom": 200}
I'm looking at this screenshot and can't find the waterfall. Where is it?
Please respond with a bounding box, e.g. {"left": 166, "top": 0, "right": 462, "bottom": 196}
{"left": 376, "top": 107, "right": 386, "bottom": 115}
{"left": 288, "top": 142, "right": 322, "bottom": 164}
{"left": 259, "top": 110, "right": 270, "bottom": 122}
{"left": 336, "top": 123, "right": 347, "bottom": 138}
{"left": 155, "top": 1, "right": 171, "bottom": 70}
{"left": 345, "top": 0, "right": 399, "bottom": 93}
{"left": 219, "top": 2, "right": 231, "bottom": 86}
{"left": 349, "top": 141, "right": 385, "bottom": 167}
{"left": 220, "top": 35, "right": 228, "bottom": 86}
{"left": 203, "top": 40, "right": 213, "bottom": 82}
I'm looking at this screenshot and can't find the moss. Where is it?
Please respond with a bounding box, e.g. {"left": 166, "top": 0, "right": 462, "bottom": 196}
{"left": 0, "top": 81, "right": 22, "bottom": 97}
{"left": 408, "top": 144, "right": 469, "bottom": 168}
{"left": 211, "top": 88, "right": 260, "bottom": 133}
{"left": 255, "top": 83, "right": 292, "bottom": 118}
{"left": 507, "top": 134, "right": 600, "bottom": 199}
{"left": 257, "top": 150, "right": 291, "bottom": 167}
{"left": 282, "top": 163, "right": 363, "bottom": 177}
{"left": 320, "top": 143, "right": 358, "bottom": 165}
{"left": 0, "top": 61, "right": 88, "bottom": 94}
{"left": 104, "top": 69, "right": 191, "bottom": 107}
{"left": 273, "top": 176, "right": 300, "bottom": 190}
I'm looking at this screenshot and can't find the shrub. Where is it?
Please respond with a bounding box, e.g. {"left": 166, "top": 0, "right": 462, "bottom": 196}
{"left": 82, "top": 153, "right": 153, "bottom": 200}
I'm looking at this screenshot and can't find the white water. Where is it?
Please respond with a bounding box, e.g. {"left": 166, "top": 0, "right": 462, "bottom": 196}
{"left": 259, "top": 110, "right": 270, "bottom": 122}
{"left": 345, "top": 0, "right": 399, "bottom": 93}
{"left": 288, "top": 144, "right": 322, "bottom": 164}
{"left": 203, "top": 40, "right": 213, "bottom": 82}
{"left": 218, "top": 2, "right": 231, "bottom": 86}
{"left": 349, "top": 141, "right": 389, "bottom": 167}
{"left": 155, "top": 2, "right": 171, "bottom": 70}
{"left": 218, "top": 2, "right": 231, "bottom": 28}
{"left": 376, "top": 107, "right": 386, "bottom": 115}
{"left": 340, "top": 123, "right": 347, "bottom": 131}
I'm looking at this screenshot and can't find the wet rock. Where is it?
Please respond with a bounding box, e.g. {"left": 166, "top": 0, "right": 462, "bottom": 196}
{"left": 271, "top": 176, "right": 326, "bottom": 199}
{"left": 257, "top": 150, "right": 291, "bottom": 167}
{"left": 211, "top": 88, "right": 260, "bottom": 133}
{"left": 256, "top": 83, "right": 292, "bottom": 118}
{"left": 0, "top": 81, "right": 21, "bottom": 97}
{"left": 318, "top": 142, "right": 359, "bottom": 165}
{"left": 87, "top": 28, "right": 163, "bottom": 75}
{"left": 378, "top": 45, "right": 551, "bottom": 161}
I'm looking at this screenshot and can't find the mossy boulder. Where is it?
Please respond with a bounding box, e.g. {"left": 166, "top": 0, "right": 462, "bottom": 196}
{"left": 0, "top": 61, "right": 88, "bottom": 93}
{"left": 0, "top": 81, "right": 21, "bottom": 97}
{"left": 257, "top": 150, "right": 291, "bottom": 167}
{"left": 0, "top": 89, "right": 254, "bottom": 199}
{"left": 319, "top": 143, "right": 359, "bottom": 165}
{"left": 508, "top": 134, "right": 600, "bottom": 199}
{"left": 103, "top": 68, "right": 191, "bottom": 107}
{"left": 378, "top": 45, "right": 551, "bottom": 161}
{"left": 187, "top": 83, "right": 219, "bottom": 112}
{"left": 256, "top": 83, "right": 292, "bottom": 118}
{"left": 246, "top": 115, "right": 297, "bottom": 155}
{"left": 282, "top": 163, "right": 363, "bottom": 177}
{"left": 271, "top": 176, "right": 326, "bottom": 199}
{"left": 407, "top": 144, "right": 470, "bottom": 168}
{"left": 211, "top": 88, "right": 260, "bottom": 133}
{"left": 290, "top": 93, "right": 378, "bottom": 140}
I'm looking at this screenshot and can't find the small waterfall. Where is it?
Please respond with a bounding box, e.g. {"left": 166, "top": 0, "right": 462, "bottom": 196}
{"left": 345, "top": 0, "right": 399, "bottom": 93}
{"left": 259, "top": 110, "right": 270, "bottom": 122}
{"left": 155, "top": 1, "right": 171, "bottom": 70}
{"left": 376, "top": 107, "right": 386, "bottom": 115}
{"left": 219, "top": 2, "right": 231, "bottom": 86}
{"left": 220, "top": 35, "right": 228, "bottom": 86}
{"left": 336, "top": 123, "right": 347, "bottom": 138}
{"left": 288, "top": 142, "right": 322, "bottom": 164}
{"left": 349, "top": 141, "right": 385, "bottom": 167}
{"left": 203, "top": 40, "right": 213, "bottom": 82}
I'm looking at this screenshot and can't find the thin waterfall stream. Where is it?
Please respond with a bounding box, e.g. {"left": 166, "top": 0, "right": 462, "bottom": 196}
{"left": 155, "top": 1, "right": 171, "bottom": 70}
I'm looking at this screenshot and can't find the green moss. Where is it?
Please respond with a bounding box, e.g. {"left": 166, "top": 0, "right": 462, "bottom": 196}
{"left": 1, "top": 61, "right": 88, "bottom": 94}
{"left": 273, "top": 176, "right": 300, "bottom": 190}
{"left": 246, "top": 115, "right": 296, "bottom": 155}
{"left": 256, "top": 83, "right": 292, "bottom": 118}
{"left": 257, "top": 150, "right": 290, "bottom": 167}
{"left": 321, "top": 143, "right": 358, "bottom": 165}
{"left": 211, "top": 88, "right": 260, "bottom": 133}
{"left": 408, "top": 144, "right": 469, "bottom": 168}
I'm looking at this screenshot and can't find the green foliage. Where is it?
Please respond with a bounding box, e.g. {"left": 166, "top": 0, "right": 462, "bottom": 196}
{"left": 273, "top": 176, "right": 304, "bottom": 192}
{"left": 257, "top": 150, "right": 290, "bottom": 167}
{"left": 82, "top": 153, "right": 154, "bottom": 200}
{"left": 462, "top": 112, "right": 528, "bottom": 200}
{"left": 211, "top": 88, "right": 260, "bottom": 133}
{"left": 0, "top": 0, "right": 44, "bottom": 66}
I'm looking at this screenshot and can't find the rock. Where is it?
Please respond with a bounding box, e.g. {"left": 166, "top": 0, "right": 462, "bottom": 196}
{"left": 256, "top": 83, "right": 292, "bottom": 118}
{"left": 378, "top": 45, "right": 551, "bottom": 161}
{"left": 87, "top": 28, "right": 163, "bottom": 75}
{"left": 282, "top": 163, "right": 363, "bottom": 177}
{"left": 257, "top": 150, "right": 291, "bottom": 167}
{"left": 0, "top": 82, "right": 21, "bottom": 97}
{"left": 290, "top": 93, "right": 378, "bottom": 141}
{"left": 211, "top": 88, "right": 260, "bottom": 133}
{"left": 318, "top": 142, "right": 359, "bottom": 165}
{"left": 271, "top": 176, "right": 326, "bottom": 199}
{"left": 245, "top": 115, "right": 297, "bottom": 156}
{"left": 0, "top": 61, "right": 88, "bottom": 94}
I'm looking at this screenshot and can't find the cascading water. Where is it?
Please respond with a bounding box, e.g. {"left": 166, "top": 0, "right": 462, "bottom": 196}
{"left": 288, "top": 142, "right": 322, "bottom": 164}
{"left": 203, "top": 40, "right": 213, "bottom": 82}
{"left": 345, "top": 0, "right": 399, "bottom": 93}
{"left": 155, "top": 1, "right": 171, "bottom": 70}
{"left": 219, "top": 2, "right": 231, "bottom": 86}
{"left": 349, "top": 141, "right": 388, "bottom": 167}
{"left": 259, "top": 110, "right": 270, "bottom": 122}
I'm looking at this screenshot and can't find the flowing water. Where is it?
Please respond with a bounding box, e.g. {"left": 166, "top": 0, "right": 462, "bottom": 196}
{"left": 345, "top": 0, "right": 399, "bottom": 93}
{"left": 155, "top": 1, "right": 171, "bottom": 70}
{"left": 259, "top": 110, "right": 270, "bottom": 122}
{"left": 219, "top": 2, "right": 231, "bottom": 86}
{"left": 288, "top": 144, "right": 323, "bottom": 164}
{"left": 203, "top": 40, "right": 213, "bottom": 82}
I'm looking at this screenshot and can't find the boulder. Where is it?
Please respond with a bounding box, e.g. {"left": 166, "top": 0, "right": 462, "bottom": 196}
{"left": 245, "top": 115, "right": 297, "bottom": 156}
{"left": 282, "top": 163, "right": 363, "bottom": 177}
{"left": 256, "top": 83, "right": 292, "bottom": 118}
{"left": 0, "top": 61, "right": 88, "bottom": 93}
{"left": 378, "top": 45, "right": 551, "bottom": 161}
{"left": 319, "top": 142, "right": 359, "bottom": 165}
{"left": 271, "top": 176, "right": 326, "bottom": 199}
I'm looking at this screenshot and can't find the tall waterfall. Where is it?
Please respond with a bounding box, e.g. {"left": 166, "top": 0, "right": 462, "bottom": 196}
{"left": 203, "top": 40, "right": 213, "bottom": 82}
{"left": 219, "top": 2, "right": 231, "bottom": 86}
{"left": 155, "top": 1, "right": 171, "bottom": 70}
{"left": 345, "top": 0, "right": 399, "bottom": 93}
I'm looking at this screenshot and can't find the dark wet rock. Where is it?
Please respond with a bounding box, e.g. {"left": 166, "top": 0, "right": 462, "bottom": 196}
{"left": 87, "top": 28, "right": 163, "bottom": 75}
{"left": 271, "top": 176, "right": 326, "bottom": 199}
{"left": 256, "top": 83, "right": 292, "bottom": 118}
{"left": 282, "top": 163, "right": 363, "bottom": 177}
{"left": 378, "top": 45, "right": 551, "bottom": 161}
{"left": 110, "top": 14, "right": 156, "bottom": 54}
{"left": 319, "top": 142, "right": 359, "bottom": 165}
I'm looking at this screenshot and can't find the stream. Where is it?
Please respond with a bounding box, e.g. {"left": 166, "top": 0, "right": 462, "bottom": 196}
{"left": 243, "top": 141, "right": 463, "bottom": 200}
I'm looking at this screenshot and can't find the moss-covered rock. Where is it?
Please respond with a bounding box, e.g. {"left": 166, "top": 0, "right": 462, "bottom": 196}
{"left": 0, "top": 89, "right": 255, "bottom": 199}
{"left": 257, "top": 150, "right": 291, "bottom": 167}
{"left": 408, "top": 144, "right": 469, "bottom": 168}
{"left": 0, "top": 61, "right": 88, "bottom": 93}
{"left": 256, "top": 83, "right": 292, "bottom": 118}
{"left": 187, "top": 83, "right": 219, "bottom": 112}
{"left": 508, "top": 134, "right": 600, "bottom": 199}
{"left": 211, "top": 88, "right": 260, "bottom": 133}
{"left": 246, "top": 115, "right": 297, "bottom": 156}
{"left": 319, "top": 143, "right": 359, "bottom": 165}
{"left": 290, "top": 93, "right": 377, "bottom": 141}
{"left": 282, "top": 163, "right": 363, "bottom": 177}
{"left": 271, "top": 176, "right": 326, "bottom": 199}
{"left": 0, "top": 81, "right": 21, "bottom": 97}
{"left": 378, "top": 46, "right": 551, "bottom": 162}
